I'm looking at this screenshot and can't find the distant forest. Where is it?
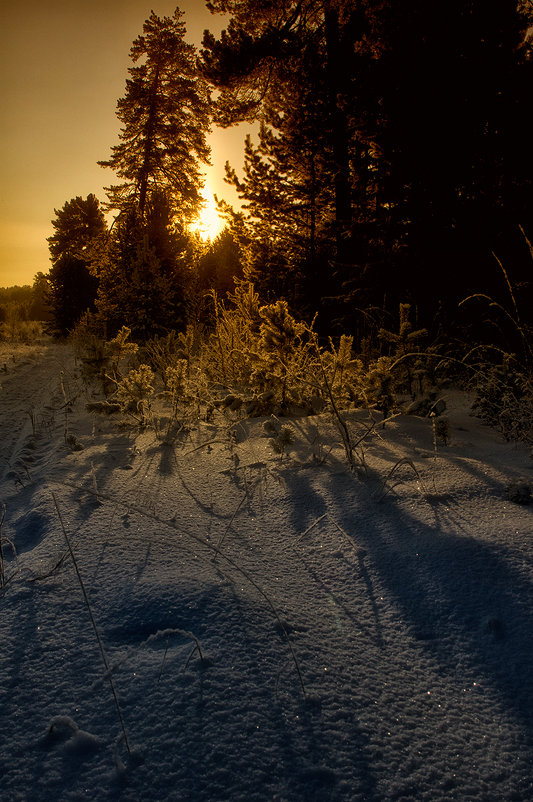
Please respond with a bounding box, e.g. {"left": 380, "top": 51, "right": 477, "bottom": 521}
{"left": 9, "top": 2, "right": 533, "bottom": 359}
{"left": 0, "top": 280, "right": 50, "bottom": 324}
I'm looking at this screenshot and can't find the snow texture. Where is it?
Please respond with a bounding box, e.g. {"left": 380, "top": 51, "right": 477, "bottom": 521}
{"left": 1, "top": 341, "right": 533, "bottom": 801}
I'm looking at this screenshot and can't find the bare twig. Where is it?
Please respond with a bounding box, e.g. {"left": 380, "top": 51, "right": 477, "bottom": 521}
{"left": 51, "top": 493, "right": 131, "bottom": 754}
{"left": 53, "top": 481, "right": 307, "bottom": 696}
{"left": 0, "top": 503, "right": 16, "bottom": 594}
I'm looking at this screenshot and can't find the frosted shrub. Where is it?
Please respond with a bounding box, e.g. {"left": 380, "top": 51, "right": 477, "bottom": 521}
{"left": 115, "top": 364, "right": 155, "bottom": 425}
{"left": 360, "top": 356, "right": 395, "bottom": 418}
{"left": 164, "top": 359, "right": 209, "bottom": 421}
{"left": 166, "top": 360, "right": 188, "bottom": 411}
{"left": 204, "top": 284, "right": 310, "bottom": 414}
{"left": 204, "top": 283, "right": 261, "bottom": 389}
{"left": 144, "top": 326, "right": 197, "bottom": 388}
{"left": 251, "top": 300, "right": 312, "bottom": 409}
{"left": 259, "top": 300, "right": 303, "bottom": 354}
{"left": 73, "top": 319, "right": 139, "bottom": 395}
{"left": 379, "top": 303, "right": 428, "bottom": 397}
{"left": 144, "top": 330, "right": 181, "bottom": 386}
{"left": 473, "top": 361, "right": 533, "bottom": 443}
{"left": 205, "top": 284, "right": 396, "bottom": 421}
{"left": 0, "top": 319, "right": 42, "bottom": 343}
{"left": 268, "top": 424, "right": 295, "bottom": 458}
{"left": 320, "top": 334, "right": 364, "bottom": 408}
{"left": 105, "top": 326, "right": 139, "bottom": 380}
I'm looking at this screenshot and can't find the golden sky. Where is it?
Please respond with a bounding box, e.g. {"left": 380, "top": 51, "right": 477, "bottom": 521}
{"left": 0, "top": 1, "right": 246, "bottom": 288}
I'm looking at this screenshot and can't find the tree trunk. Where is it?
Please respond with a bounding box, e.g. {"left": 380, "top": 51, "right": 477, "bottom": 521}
{"left": 138, "top": 64, "right": 161, "bottom": 218}
{"left": 324, "top": 4, "right": 352, "bottom": 258}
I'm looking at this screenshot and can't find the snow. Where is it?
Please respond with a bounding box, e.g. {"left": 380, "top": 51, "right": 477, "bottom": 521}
{"left": 1, "top": 339, "right": 533, "bottom": 801}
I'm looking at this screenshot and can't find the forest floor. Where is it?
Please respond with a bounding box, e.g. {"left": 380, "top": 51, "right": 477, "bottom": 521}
{"left": 1, "top": 339, "right": 533, "bottom": 801}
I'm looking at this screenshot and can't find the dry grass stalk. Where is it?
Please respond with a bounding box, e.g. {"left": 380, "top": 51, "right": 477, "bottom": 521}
{"left": 0, "top": 502, "right": 17, "bottom": 594}
{"left": 51, "top": 492, "right": 131, "bottom": 754}
{"left": 54, "top": 480, "right": 307, "bottom": 697}
{"left": 373, "top": 457, "right": 428, "bottom": 502}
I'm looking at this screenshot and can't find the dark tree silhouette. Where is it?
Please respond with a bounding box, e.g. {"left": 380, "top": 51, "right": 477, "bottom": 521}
{"left": 99, "top": 8, "right": 210, "bottom": 222}
{"left": 29, "top": 273, "right": 52, "bottom": 322}
{"left": 202, "top": 0, "right": 533, "bottom": 336}
{"left": 197, "top": 227, "right": 243, "bottom": 297}
{"left": 369, "top": 0, "right": 533, "bottom": 320}
{"left": 95, "top": 192, "right": 192, "bottom": 340}
{"left": 46, "top": 195, "right": 106, "bottom": 336}
{"left": 47, "top": 194, "right": 107, "bottom": 263}
{"left": 202, "top": 2, "right": 366, "bottom": 252}
{"left": 94, "top": 8, "right": 212, "bottom": 340}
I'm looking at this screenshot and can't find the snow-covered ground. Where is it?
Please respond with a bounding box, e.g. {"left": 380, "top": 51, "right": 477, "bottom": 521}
{"left": 1, "top": 340, "right": 533, "bottom": 801}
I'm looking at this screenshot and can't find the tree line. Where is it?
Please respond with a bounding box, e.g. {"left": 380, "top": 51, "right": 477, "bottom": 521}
{"left": 0, "top": 278, "right": 50, "bottom": 326}
{"left": 43, "top": 1, "right": 532, "bottom": 351}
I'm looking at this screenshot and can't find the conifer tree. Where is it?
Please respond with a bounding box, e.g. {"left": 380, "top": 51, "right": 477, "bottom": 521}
{"left": 99, "top": 8, "right": 210, "bottom": 222}
{"left": 203, "top": 0, "right": 533, "bottom": 335}
{"left": 96, "top": 8, "right": 211, "bottom": 338}
{"left": 47, "top": 194, "right": 107, "bottom": 262}
{"left": 201, "top": 0, "right": 382, "bottom": 317}
{"left": 202, "top": 2, "right": 370, "bottom": 230}
{"left": 46, "top": 195, "right": 107, "bottom": 336}
{"left": 196, "top": 228, "right": 243, "bottom": 298}
{"left": 95, "top": 192, "right": 192, "bottom": 340}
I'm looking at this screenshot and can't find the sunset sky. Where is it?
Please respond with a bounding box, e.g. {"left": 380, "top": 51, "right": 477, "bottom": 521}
{"left": 0, "top": 1, "right": 247, "bottom": 288}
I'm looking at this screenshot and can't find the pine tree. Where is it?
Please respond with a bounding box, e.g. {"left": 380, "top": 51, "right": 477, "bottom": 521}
{"left": 203, "top": 2, "right": 377, "bottom": 220}
{"left": 95, "top": 193, "right": 192, "bottom": 340}
{"left": 95, "top": 8, "right": 212, "bottom": 338}
{"left": 29, "top": 273, "right": 52, "bottom": 322}
{"left": 203, "top": 0, "right": 533, "bottom": 335}
{"left": 46, "top": 195, "right": 107, "bottom": 336}
{"left": 99, "top": 8, "right": 210, "bottom": 222}
{"left": 201, "top": 1, "right": 383, "bottom": 319}
{"left": 47, "top": 194, "right": 107, "bottom": 262}
{"left": 196, "top": 228, "right": 243, "bottom": 298}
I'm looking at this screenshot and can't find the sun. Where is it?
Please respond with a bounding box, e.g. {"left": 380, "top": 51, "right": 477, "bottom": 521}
{"left": 191, "top": 186, "right": 225, "bottom": 242}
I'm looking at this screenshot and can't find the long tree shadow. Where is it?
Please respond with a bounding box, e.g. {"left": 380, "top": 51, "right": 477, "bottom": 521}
{"left": 326, "top": 473, "right": 533, "bottom": 738}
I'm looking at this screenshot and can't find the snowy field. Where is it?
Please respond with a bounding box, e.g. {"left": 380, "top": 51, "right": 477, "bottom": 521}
{"left": 1, "top": 340, "right": 533, "bottom": 801}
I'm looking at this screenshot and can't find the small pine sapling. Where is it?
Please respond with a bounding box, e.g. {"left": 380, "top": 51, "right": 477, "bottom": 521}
{"left": 165, "top": 359, "right": 189, "bottom": 418}
{"left": 362, "top": 357, "right": 395, "bottom": 422}
{"left": 379, "top": 303, "right": 428, "bottom": 397}
{"left": 268, "top": 424, "right": 295, "bottom": 459}
{"left": 104, "top": 326, "right": 139, "bottom": 382}
{"left": 161, "top": 358, "right": 210, "bottom": 430}
{"left": 145, "top": 325, "right": 198, "bottom": 388}
{"left": 254, "top": 300, "right": 308, "bottom": 410}
{"left": 72, "top": 320, "right": 139, "bottom": 396}
{"left": 321, "top": 334, "right": 363, "bottom": 408}
{"left": 206, "top": 283, "right": 261, "bottom": 389}
{"left": 305, "top": 329, "right": 361, "bottom": 470}
{"left": 144, "top": 330, "right": 182, "bottom": 387}
{"left": 114, "top": 364, "right": 155, "bottom": 425}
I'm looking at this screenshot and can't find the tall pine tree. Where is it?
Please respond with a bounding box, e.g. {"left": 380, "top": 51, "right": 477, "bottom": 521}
{"left": 96, "top": 8, "right": 211, "bottom": 339}
{"left": 46, "top": 195, "right": 106, "bottom": 336}
{"left": 202, "top": 0, "right": 533, "bottom": 336}
{"left": 202, "top": 0, "right": 353, "bottom": 317}
{"left": 99, "top": 8, "right": 210, "bottom": 221}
